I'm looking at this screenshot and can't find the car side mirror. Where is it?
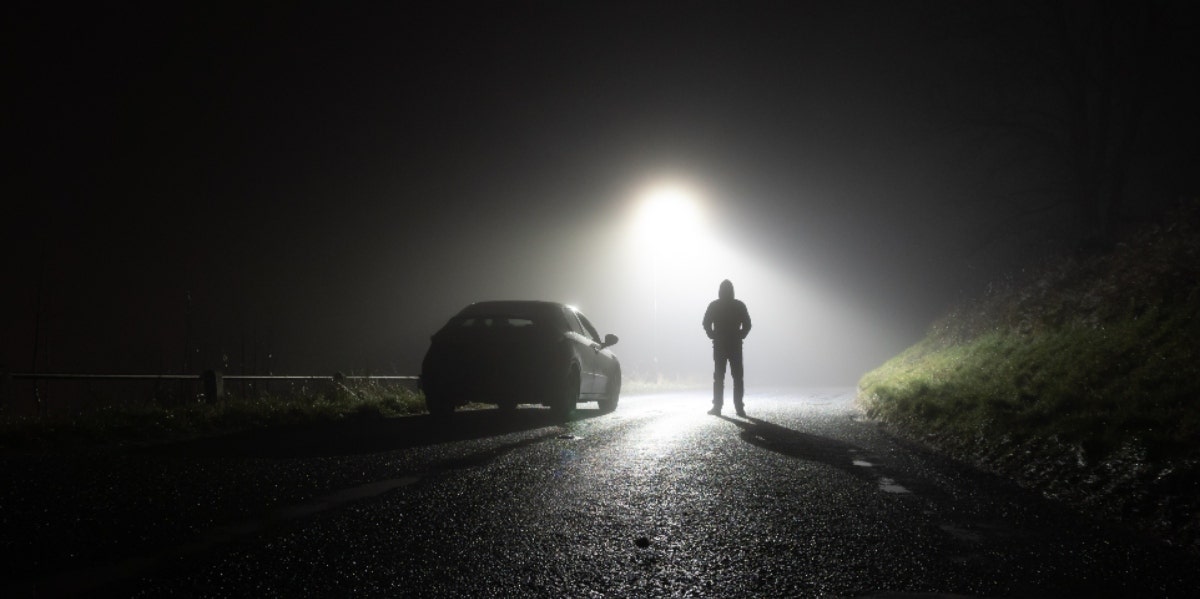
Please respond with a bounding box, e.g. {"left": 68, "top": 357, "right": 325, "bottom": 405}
{"left": 601, "top": 333, "right": 619, "bottom": 348}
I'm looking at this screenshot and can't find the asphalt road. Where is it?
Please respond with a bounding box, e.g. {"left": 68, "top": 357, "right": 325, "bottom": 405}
{"left": 4, "top": 389, "right": 1198, "bottom": 597}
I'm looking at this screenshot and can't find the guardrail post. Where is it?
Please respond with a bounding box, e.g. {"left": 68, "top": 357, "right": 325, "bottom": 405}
{"left": 202, "top": 370, "right": 224, "bottom": 403}
{"left": 0, "top": 368, "right": 9, "bottom": 409}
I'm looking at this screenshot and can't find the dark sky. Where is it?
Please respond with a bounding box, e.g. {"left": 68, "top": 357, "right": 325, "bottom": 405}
{"left": 6, "top": 1, "right": 1198, "bottom": 385}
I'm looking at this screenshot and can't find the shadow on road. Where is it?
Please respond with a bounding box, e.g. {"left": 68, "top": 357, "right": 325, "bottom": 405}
{"left": 718, "top": 415, "right": 914, "bottom": 491}
{"left": 150, "top": 407, "right": 607, "bottom": 459}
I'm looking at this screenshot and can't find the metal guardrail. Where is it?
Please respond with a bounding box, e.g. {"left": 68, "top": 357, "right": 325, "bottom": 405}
{"left": 7, "top": 374, "right": 419, "bottom": 381}
{"left": 1, "top": 371, "right": 419, "bottom": 406}
{"left": 9, "top": 373, "right": 198, "bottom": 381}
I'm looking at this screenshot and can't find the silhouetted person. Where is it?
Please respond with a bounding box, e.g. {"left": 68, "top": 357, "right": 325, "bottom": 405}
{"left": 702, "top": 279, "right": 751, "bottom": 416}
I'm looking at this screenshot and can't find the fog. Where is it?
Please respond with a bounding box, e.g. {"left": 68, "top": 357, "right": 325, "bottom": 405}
{"left": 377, "top": 161, "right": 939, "bottom": 386}
{"left": 5, "top": 2, "right": 1197, "bottom": 391}
{"left": 404, "top": 175, "right": 909, "bottom": 386}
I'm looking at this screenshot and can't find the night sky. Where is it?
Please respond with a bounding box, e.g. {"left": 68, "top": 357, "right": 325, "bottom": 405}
{"left": 6, "top": 1, "right": 1198, "bottom": 388}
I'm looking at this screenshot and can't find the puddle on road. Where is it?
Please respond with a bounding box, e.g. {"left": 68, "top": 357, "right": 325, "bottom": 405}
{"left": 847, "top": 456, "right": 912, "bottom": 495}
{"left": 878, "top": 477, "right": 912, "bottom": 494}
{"left": 257, "top": 477, "right": 421, "bottom": 525}
{"left": 938, "top": 523, "right": 984, "bottom": 543}
{"left": 191, "top": 476, "right": 422, "bottom": 548}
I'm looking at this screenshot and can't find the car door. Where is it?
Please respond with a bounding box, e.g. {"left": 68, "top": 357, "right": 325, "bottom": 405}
{"left": 562, "top": 307, "right": 597, "bottom": 395}
{"left": 575, "top": 312, "right": 610, "bottom": 397}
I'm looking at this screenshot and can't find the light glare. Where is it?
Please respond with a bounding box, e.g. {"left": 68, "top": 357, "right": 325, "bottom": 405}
{"left": 633, "top": 182, "right": 704, "bottom": 247}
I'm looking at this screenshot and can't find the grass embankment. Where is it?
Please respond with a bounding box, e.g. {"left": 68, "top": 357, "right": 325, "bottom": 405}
{"left": 0, "top": 380, "right": 428, "bottom": 451}
{"left": 623, "top": 374, "right": 707, "bottom": 395}
{"left": 858, "top": 204, "right": 1200, "bottom": 549}
{"left": 0, "top": 374, "right": 694, "bottom": 452}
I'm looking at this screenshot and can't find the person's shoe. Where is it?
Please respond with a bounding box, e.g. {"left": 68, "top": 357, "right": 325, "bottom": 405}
{"left": 735, "top": 407, "right": 746, "bottom": 417}
{"left": 707, "top": 407, "right": 721, "bottom": 416}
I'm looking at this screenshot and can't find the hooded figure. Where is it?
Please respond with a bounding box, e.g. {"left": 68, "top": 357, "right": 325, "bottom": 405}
{"left": 702, "top": 279, "right": 751, "bottom": 415}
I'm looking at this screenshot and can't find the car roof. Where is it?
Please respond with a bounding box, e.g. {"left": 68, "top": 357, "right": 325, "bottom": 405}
{"left": 456, "top": 300, "right": 571, "bottom": 319}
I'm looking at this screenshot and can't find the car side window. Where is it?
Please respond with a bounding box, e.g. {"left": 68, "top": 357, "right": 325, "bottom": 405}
{"left": 576, "top": 313, "right": 602, "bottom": 344}
{"left": 562, "top": 307, "right": 587, "bottom": 337}
{"left": 457, "top": 317, "right": 535, "bottom": 328}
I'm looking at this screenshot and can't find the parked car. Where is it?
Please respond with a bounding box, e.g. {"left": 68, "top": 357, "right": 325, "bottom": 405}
{"left": 420, "top": 300, "right": 620, "bottom": 416}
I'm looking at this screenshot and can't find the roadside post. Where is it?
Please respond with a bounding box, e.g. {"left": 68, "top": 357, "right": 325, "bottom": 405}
{"left": 0, "top": 368, "right": 9, "bottom": 409}
{"left": 202, "top": 370, "right": 224, "bottom": 403}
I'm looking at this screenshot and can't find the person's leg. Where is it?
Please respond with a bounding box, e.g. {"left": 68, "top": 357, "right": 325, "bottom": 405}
{"left": 711, "top": 345, "right": 727, "bottom": 413}
{"left": 730, "top": 344, "right": 745, "bottom": 414}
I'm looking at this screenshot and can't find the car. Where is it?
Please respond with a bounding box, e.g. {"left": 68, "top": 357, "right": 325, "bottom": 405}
{"left": 420, "top": 300, "right": 621, "bottom": 416}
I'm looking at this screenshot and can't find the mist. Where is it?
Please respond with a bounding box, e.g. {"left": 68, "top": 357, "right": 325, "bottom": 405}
{"left": 5, "top": 1, "right": 1197, "bottom": 392}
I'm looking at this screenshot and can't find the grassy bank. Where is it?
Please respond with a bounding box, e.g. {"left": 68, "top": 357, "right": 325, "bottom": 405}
{"left": 0, "top": 374, "right": 694, "bottom": 452}
{"left": 623, "top": 374, "right": 707, "bottom": 395}
{"left": 0, "top": 380, "right": 428, "bottom": 451}
{"left": 858, "top": 203, "right": 1200, "bottom": 549}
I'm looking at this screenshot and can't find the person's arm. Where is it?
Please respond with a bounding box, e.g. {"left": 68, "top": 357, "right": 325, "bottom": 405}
{"left": 739, "top": 302, "right": 752, "bottom": 339}
{"left": 702, "top": 303, "right": 715, "bottom": 339}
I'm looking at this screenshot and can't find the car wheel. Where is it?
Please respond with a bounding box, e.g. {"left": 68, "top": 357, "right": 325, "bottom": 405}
{"left": 597, "top": 372, "right": 620, "bottom": 413}
{"left": 551, "top": 367, "right": 579, "bottom": 418}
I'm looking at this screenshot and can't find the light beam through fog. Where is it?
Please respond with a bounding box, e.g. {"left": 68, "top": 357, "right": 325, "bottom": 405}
{"left": 599, "top": 173, "right": 903, "bottom": 387}
{"left": 630, "top": 179, "right": 708, "bottom": 379}
{"left": 376, "top": 170, "right": 908, "bottom": 388}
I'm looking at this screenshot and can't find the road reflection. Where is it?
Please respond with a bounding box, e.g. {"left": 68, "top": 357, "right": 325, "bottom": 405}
{"left": 152, "top": 406, "right": 608, "bottom": 458}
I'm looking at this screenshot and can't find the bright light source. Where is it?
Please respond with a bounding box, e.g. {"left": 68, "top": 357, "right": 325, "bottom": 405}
{"left": 633, "top": 181, "right": 704, "bottom": 248}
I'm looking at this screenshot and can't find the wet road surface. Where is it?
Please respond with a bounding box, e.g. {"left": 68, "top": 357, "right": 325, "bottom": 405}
{"left": 4, "top": 389, "right": 1198, "bottom": 597}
